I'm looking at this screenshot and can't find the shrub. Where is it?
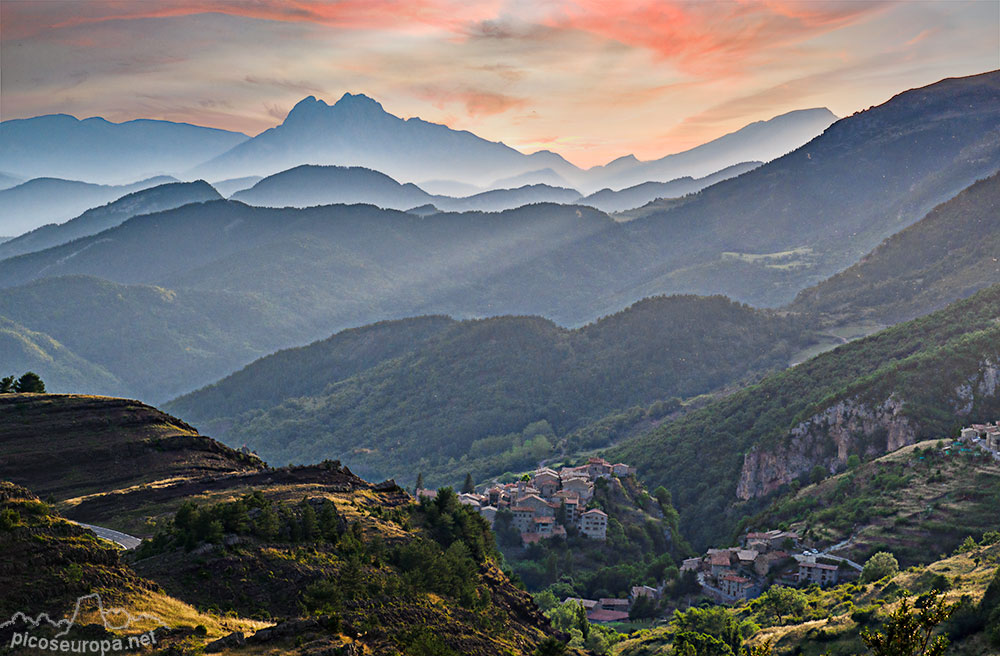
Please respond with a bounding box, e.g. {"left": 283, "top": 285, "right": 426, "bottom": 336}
{"left": 861, "top": 552, "right": 899, "bottom": 583}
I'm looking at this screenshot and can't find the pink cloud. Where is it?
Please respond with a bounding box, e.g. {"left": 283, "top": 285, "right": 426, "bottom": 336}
{"left": 2, "top": 0, "right": 504, "bottom": 39}
{"left": 413, "top": 85, "right": 527, "bottom": 117}
{"left": 535, "top": 0, "right": 891, "bottom": 75}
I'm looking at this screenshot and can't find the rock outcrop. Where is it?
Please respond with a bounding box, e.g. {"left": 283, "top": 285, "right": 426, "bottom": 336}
{"left": 737, "top": 358, "right": 1000, "bottom": 500}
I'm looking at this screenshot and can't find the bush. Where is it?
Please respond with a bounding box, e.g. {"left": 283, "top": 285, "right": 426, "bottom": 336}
{"left": 861, "top": 551, "right": 899, "bottom": 583}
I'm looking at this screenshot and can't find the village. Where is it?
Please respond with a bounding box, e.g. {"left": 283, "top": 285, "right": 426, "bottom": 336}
{"left": 410, "top": 422, "right": 1000, "bottom": 624}
{"left": 420, "top": 456, "right": 638, "bottom": 543}
{"left": 960, "top": 420, "right": 1000, "bottom": 459}
{"left": 679, "top": 420, "right": 1000, "bottom": 606}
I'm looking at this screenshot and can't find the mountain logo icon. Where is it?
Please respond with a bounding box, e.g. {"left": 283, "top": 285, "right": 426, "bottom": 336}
{"left": 2, "top": 593, "right": 169, "bottom": 653}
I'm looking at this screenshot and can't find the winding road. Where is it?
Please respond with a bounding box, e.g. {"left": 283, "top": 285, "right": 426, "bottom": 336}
{"left": 70, "top": 521, "right": 142, "bottom": 550}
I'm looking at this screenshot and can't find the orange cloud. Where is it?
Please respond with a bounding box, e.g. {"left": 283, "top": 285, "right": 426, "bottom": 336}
{"left": 1, "top": 0, "right": 503, "bottom": 39}
{"left": 536, "top": 0, "right": 891, "bottom": 74}
{"left": 413, "top": 85, "right": 527, "bottom": 117}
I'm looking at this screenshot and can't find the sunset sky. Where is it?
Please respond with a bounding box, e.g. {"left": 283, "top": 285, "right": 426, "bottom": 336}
{"left": 2, "top": 0, "right": 998, "bottom": 167}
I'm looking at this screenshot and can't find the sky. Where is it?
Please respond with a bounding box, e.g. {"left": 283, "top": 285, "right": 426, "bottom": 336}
{"left": 1, "top": 1, "right": 998, "bottom": 168}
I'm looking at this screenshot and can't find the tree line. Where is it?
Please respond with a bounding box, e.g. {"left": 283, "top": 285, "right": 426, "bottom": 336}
{"left": 0, "top": 372, "right": 45, "bottom": 393}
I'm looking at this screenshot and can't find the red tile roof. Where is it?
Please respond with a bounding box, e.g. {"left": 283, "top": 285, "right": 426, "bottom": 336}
{"left": 599, "top": 598, "right": 629, "bottom": 607}
{"left": 587, "top": 609, "right": 630, "bottom": 623}
{"left": 709, "top": 552, "right": 732, "bottom": 566}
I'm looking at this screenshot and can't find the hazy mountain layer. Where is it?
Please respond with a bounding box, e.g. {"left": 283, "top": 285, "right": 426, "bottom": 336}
{"left": 790, "top": 172, "right": 1000, "bottom": 325}
{"left": 587, "top": 108, "right": 836, "bottom": 191}
{"left": 0, "top": 276, "right": 314, "bottom": 402}
{"left": 192, "top": 91, "right": 832, "bottom": 192}
{"left": 0, "top": 175, "right": 177, "bottom": 235}
{"left": 0, "top": 113, "right": 247, "bottom": 184}
{"left": 0, "top": 180, "right": 222, "bottom": 259}
{"left": 166, "top": 295, "right": 811, "bottom": 484}
{"left": 608, "top": 284, "right": 1000, "bottom": 548}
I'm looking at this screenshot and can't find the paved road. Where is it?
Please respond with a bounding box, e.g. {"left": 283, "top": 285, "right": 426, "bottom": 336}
{"left": 71, "top": 521, "right": 142, "bottom": 550}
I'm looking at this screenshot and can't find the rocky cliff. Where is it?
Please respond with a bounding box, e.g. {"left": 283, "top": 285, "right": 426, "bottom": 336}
{"left": 737, "top": 358, "right": 1000, "bottom": 499}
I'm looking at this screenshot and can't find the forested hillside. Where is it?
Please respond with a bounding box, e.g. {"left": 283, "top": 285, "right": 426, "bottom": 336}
{"left": 0, "top": 276, "right": 313, "bottom": 401}
{"left": 790, "top": 172, "right": 1000, "bottom": 325}
{"left": 168, "top": 295, "right": 811, "bottom": 485}
{"left": 609, "top": 284, "right": 1000, "bottom": 548}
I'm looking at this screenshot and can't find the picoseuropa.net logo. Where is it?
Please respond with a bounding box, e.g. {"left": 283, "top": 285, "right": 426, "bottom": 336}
{"left": 2, "top": 593, "right": 169, "bottom": 654}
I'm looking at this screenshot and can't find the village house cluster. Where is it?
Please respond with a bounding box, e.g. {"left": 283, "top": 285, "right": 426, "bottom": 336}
{"left": 564, "top": 584, "right": 660, "bottom": 623}
{"left": 427, "top": 457, "right": 636, "bottom": 543}
{"left": 681, "top": 528, "right": 856, "bottom": 603}
{"left": 960, "top": 421, "right": 1000, "bottom": 458}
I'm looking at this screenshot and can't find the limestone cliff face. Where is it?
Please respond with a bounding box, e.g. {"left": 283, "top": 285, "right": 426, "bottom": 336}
{"left": 736, "top": 358, "right": 1000, "bottom": 500}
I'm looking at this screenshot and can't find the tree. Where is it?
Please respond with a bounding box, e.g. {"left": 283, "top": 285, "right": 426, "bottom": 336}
{"left": 573, "top": 600, "right": 590, "bottom": 641}
{"left": 0, "top": 376, "right": 14, "bottom": 393}
{"left": 847, "top": 454, "right": 862, "bottom": 469}
{"left": 533, "top": 637, "right": 567, "bottom": 656}
{"left": 861, "top": 593, "right": 953, "bottom": 656}
{"left": 862, "top": 551, "right": 900, "bottom": 583}
{"left": 810, "top": 464, "right": 827, "bottom": 485}
{"left": 414, "top": 473, "right": 424, "bottom": 495}
{"left": 13, "top": 372, "right": 45, "bottom": 393}
{"left": 757, "top": 585, "right": 806, "bottom": 625}
{"left": 462, "top": 473, "right": 475, "bottom": 494}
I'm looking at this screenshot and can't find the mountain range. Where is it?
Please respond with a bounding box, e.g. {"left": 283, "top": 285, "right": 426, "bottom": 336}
{"left": 229, "top": 160, "right": 760, "bottom": 214}
{"left": 0, "top": 113, "right": 247, "bottom": 184}
{"left": 0, "top": 73, "right": 997, "bottom": 405}
{"left": 165, "top": 295, "right": 811, "bottom": 482}
{"left": 190, "top": 94, "right": 832, "bottom": 193}
{"left": 0, "top": 175, "right": 178, "bottom": 235}
{"left": 0, "top": 180, "right": 222, "bottom": 260}
{"left": 789, "top": 171, "right": 1000, "bottom": 325}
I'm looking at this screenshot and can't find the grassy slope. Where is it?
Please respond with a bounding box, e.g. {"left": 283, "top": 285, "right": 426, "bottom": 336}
{"left": 608, "top": 285, "right": 1000, "bottom": 549}
{"left": 612, "top": 542, "right": 1000, "bottom": 656}
{"left": 0, "top": 482, "right": 267, "bottom": 651}
{"left": 745, "top": 440, "right": 1000, "bottom": 568}
{"left": 0, "top": 394, "right": 265, "bottom": 501}
{"left": 0, "top": 395, "right": 570, "bottom": 656}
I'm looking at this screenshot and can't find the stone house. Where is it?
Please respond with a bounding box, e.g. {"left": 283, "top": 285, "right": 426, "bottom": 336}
{"left": 511, "top": 506, "right": 535, "bottom": 533}
{"left": 798, "top": 561, "right": 839, "bottom": 586}
{"left": 515, "top": 493, "right": 556, "bottom": 517}
{"left": 562, "top": 477, "right": 594, "bottom": 501}
{"left": 631, "top": 585, "right": 658, "bottom": 601}
{"left": 612, "top": 463, "right": 636, "bottom": 477}
{"left": 586, "top": 457, "right": 613, "bottom": 479}
{"left": 579, "top": 508, "right": 608, "bottom": 540}
{"left": 719, "top": 573, "right": 752, "bottom": 600}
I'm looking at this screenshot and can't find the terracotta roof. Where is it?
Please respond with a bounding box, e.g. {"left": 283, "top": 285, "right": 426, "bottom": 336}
{"left": 587, "top": 609, "right": 630, "bottom": 623}
{"left": 581, "top": 508, "right": 607, "bottom": 517}
{"left": 709, "top": 552, "right": 732, "bottom": 566}
{"left": 521, "top": 533, "right": 545, "bottom": 544}
{"left": 534, "top": 516, "right": 555, "bottom": 523}
{"left": 721, "top": 574, "right": 750, "bottom": 583}
{"left": 599, "top": 598, "right": 629, "bottom": 607}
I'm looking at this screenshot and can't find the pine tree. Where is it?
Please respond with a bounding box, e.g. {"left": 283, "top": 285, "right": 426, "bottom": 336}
{"left": 13, "top": 372, "right": 45, "bottom": 393}
{"left": 462, "top": 473, "right": 475, "bottom": 494}
{"left": 414, "top": 473, "right": 424, "bottom": 495}
{"left": 0, "top": 376, "right": 15, "bottom": 393}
